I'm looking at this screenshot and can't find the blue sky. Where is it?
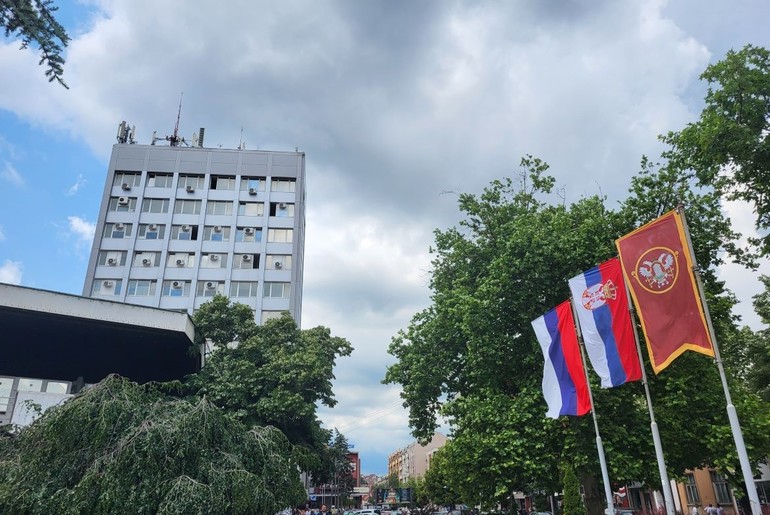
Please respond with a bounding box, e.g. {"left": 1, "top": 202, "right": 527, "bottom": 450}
{"left": 2, "top": 0, "right": 770, "bottom": 476}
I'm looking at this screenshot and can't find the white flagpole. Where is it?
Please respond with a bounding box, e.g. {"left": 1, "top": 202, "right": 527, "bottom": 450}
{"left": 570, "top": 298, "right": 616, "bottom": 515}
{"left": 677, "top": 205, "right": 762, "bottom": 515}
{"left": 623, "top": 280, "right": 676, "bottom": 515}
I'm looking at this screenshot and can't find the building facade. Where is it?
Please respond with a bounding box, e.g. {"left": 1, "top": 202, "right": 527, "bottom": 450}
{"left": 387, "top": 433, "right": 448, "bottom": 482}
{"left": 83, "top": 143, "right": 306, "bottom": 324}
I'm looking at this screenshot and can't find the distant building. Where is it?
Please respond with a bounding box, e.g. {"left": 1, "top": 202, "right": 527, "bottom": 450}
{"left": 83, "top": 141, "right": 306, "bottom": 325}
{"left": 387, "top": 433, "right": 448, "bottom": 481}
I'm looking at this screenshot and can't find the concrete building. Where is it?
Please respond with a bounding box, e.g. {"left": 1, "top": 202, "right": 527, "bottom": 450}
{"left": 83, "top": 141, "right": 306, "bottom": 325}
{"left": 387, "top": 433, "right": 448, "bottom": 481}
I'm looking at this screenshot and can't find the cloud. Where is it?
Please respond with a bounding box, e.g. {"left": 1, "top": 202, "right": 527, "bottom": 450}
{"left": 68, "top": 216, "right": 96, "bottom": 243}
{"left": 1, "top": 161, "right": 24, "bottom": 186}
{"left": 66, "top": 174, "right": 87, "bottom": 196}
{"left": 0, "top": 260, "right": 22, "bottom": 285}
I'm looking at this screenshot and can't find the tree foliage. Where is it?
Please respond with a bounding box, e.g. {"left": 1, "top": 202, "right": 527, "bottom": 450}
{"left": 562, "top": 463, "right": 586, "bottom": 515}
{"left": 0, "top": 376, "right": 306, "bottom": 514}
{"left": 1, "top": 0, "right": 69, "bottom": 87}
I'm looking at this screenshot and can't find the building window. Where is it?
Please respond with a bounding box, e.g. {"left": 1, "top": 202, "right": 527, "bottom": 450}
{"left": 261, "top": 311, "right": 284, "bottom": 323}
{"left": 710, "top": 471, "right": 731, "bottom": 504}
{"left": 92, "top": 279, "right": 122, "bottom": 296}
{"left": 147, "top": 173, "right": 173, "bottom": 188}
{"left": 133, "top": 251, "right": 160, "bottom": 267}
{"left": 270, "top": 178, "right": 296, "bottom": 192}
{"left": 238, "top": 202, "right": 264, "bottom": 216}
{"left": 97, "top": 250, "right": 127, "bottom": 266}
{"left": 264, "top": 282, "right": 290, "bottom": 298}
{"left": 167, "top": 253, "right": 194, "bottom": 268}
{"left": 162, "top": 280, "right": 190, "bottom": 297}
{"left": 200, "top": 253, "right": 227, "bottom": 268}
{"left": 211, "top": 175, "right": 236, "bottom": 190}
{"left": 266, "top": 255, "right": 291, "bottom": 270}
{"left": 113, "top": 172, "right": 141, "bottom": 188}
{"left": 178, "top": 174, "right": 205, "bottom": 190}
{"left": 235, "top": 227, "right": 261, "bottom": 242}
{"left": 196, "top": 280, "right": 224, "bottom": 297}
{"left": 108, "top": 196, "right": 137, "bottom": 212}
{"left": 138, "top": 223, "right": 165, "bottom": 240}
{"left": 230, "top": 281, "right": 258, "bottom": 297}
{"left": 0, "top": 377, "right": 13, "bottom": 413}
{"left": 758, "top": 481, "right": 770, "bottom": 504}
{"left": 103, "top": 222, "right": 132, "bottom": 239}
{"left": 241, "top": 176, "right": 265, "bottom": 192}
{"left": 206, "top": 200, "right": 233, "bottom": 215}
{"left": 170, "top": 224, "right": 198, "bottom": 241}
{"left": 233, "top": 254, "right": 259, "bottom": 269}
{"left": 267, "top": 228, "right": 293, "bottom": 243}
{"left": 141, "top": 198, "right": 170, "bottom": 213}
{"left": 127, "top": 280, "right": 157, "bottom": 296}
{"left": 17, "top": 378, "right": 44, "bottom": 392}
{"left": 685, "top": 474, "right": 700, "bottom": 504}
{"left": 174, "top": 199, "right": 202, "bottom": 215}
{"left": 269, "top": 202, "right": 294, "bottom": 217}
{"left": 203, "top": 225, "right": 230, "bottom": 241}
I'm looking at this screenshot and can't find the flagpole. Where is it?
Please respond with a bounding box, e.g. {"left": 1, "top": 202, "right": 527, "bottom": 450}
{"left": 623, "top": 281, "right": 676, "bottom": 515}
{"left": 571, "top": 298, "right": 616, "bottom": 515}
{"left": 677, "top": 205, "right": 762, "bottom": 515}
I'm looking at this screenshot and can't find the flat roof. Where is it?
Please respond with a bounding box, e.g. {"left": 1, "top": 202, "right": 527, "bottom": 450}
{"left": 0, "top": 283, "right": 199, "bottom": 384}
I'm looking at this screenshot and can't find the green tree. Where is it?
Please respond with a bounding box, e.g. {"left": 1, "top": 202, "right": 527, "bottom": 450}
{"left": 741, "top": 276, "right": 770, "bottom": 402}
{"left": 0, "top": 376, "right": 306, "bottom": 514}
{"left": 329, "top": 429, "right": 355, "bottom": 509}
{"left": 562, "top": 463, "right": 586, "bottom": 515}
{"left": 422, "top": 447, "right": 463, "bottom": 508}
{"left": 1, "top": 0, "right": 69, "bottom": 86}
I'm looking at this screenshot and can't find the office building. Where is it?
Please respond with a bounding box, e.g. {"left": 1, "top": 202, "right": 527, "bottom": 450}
{"left": 83, "top": 139, "right": 306, "bottom": 324}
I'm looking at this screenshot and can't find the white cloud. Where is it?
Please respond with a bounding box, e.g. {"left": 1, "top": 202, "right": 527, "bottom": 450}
{"left": 1, "top": 161, "right": 24, "bottom": 186}
{"left": 66, "top": 174, "right": 87, "bottom": 196}
{"left": 0, "top": 260, "right": 22, "bottom": 284}
{"left": 68, "top": 216, "right": 96, "bottom": 244}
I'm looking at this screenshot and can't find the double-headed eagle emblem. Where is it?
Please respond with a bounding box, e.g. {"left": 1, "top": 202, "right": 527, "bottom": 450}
{"left": 638, "top": 251, "right": 676, "bottom": 291}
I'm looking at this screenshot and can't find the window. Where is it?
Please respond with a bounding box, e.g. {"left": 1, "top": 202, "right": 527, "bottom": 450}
{"left": 127, "top": 279, "right": 157, "bottom": 296}
{"left": 138, "top": 223, "right": 165, "bottom": 240}
{"left": 178, "top": 174, "right": 204, "bottom": 190}
{"left": 235, "top": 227, "right": 261, "bottom": 242}
{"left": 203, "top": 225, "right": 230, "bottom": 241}
{"left": 108, "top": 196, "right": 137, "bottom": 212}
{"left": 264, "top": 282, "right": 290, "bottom": 298}
{"left": 92, "top": 279, "right": 122, "bottom": 296}
{"left": 267, "top": 228, "right": 293, "bottom": 243}
{"left": 162, "top": 280, "right": 190, "bottom": 297}
{"left": 0, "top": 377, "right": 12, "bottom": 413}
{"left": 685, "top": 474, "right": 700, "bottom": 504}
{"left": 97, "top": 250, "right": 126, "bottom": 266}
{"left": 270, "top": 178, "right": 296, "bottom": 192}
{"left": 233, "top": 254, "right": 259, "bottom": 269}
{"left": 710, "top": 472, "right": 731, "bottom": 504}
{"left": 133, "top": 251, "right": 160, "bottom": 267}
{"left": 167, "top": 253, "right": 194, "bottom": 268}
{"left": 758, "top": 481, "right": 770, "bottom": 504}
{"left": 196, "top": 280, "right": 224, "bottom": 297}
{"left": 230, "top": 281, "right": 259, "bottom": 297}
{"left": 171, "top": 224, "right": 199, "bottom": 241}
{"left": 211, "top": 175, "right": 236, "bottom": 190}
{"left": 141, "top": 198, "right": 170, "bottom": 213}
{"left": 270, "top": 202, "right": 294, "bottom": 217}
{"left": 103, "top": 222, "right": 133, "bottom": 239}
{"left": 174, "top": 199, "right": 202, "bottom": 215}
{"left": 113, "top": 171, "right": 141, "bottom": 188}
{"left": 147, "top": 173, "right": 173, "bottom": 188}
{"left": 200, "top": 253, "right": 228, "bottom": 268}
{"left": 206, "top": 200, "right": 233, "bottom": 215}
{"left": 266, "top": 255, "right": 292, "bottom": 270}
{"left": 17, "top": 378, "right": 43, "bottom": 392}
{"left": 261, "top": 311, "right": 284, "bottom": 324}
{"left": 241, "top": 176, "right": 265, "bottom": 192}
{"left": 238, "top": 202, "right": 265, "bottom": 216}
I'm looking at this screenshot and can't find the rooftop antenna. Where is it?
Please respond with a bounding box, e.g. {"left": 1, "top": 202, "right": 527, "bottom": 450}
{"left": 168, "top": 92, "right": 183, "bottom": 147}
{"left": 238, "top": 126, "right": 246, "bottom": 150}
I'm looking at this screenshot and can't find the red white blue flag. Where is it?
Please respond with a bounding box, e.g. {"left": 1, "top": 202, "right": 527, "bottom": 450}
{"left": 531, "top": 301, "right": 591, "bottom": 418}
{"left": 568, "top": 258, "right": 641, "bottom": 388}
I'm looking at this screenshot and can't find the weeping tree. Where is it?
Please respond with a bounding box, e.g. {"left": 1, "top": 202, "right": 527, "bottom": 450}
{"left": 0, "top": 375, "right": 306, "bottom": 514}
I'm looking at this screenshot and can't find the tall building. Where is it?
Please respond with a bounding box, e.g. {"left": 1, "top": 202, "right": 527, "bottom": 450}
{"left": 387, "top": 433, "right": 448, "bottom": 481}
{"left": 83, "top": 140, "right": 306, "bottom": 324}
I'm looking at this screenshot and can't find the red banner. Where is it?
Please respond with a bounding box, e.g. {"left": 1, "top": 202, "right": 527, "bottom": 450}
{"left": 615, "top": 210, "right": 713, "bottom": 373}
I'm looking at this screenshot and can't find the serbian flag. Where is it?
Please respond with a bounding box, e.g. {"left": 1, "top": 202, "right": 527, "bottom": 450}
{"left": 531, "top": 301, "right": 591, "bottom": 418}
{"left": 616, "top": 209, "right": 714, "bottom": 373}
{"left": 568, "top": 258, "right": 641, "bottom": 388}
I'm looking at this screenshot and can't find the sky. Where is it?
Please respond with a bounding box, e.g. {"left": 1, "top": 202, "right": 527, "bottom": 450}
{"left": 1, "top": 0, "right": 769, "bottom": 476}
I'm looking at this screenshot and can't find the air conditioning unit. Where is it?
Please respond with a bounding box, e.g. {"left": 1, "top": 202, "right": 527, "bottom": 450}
{"left": 248, "top": 187, "right": 257, "bottom": 195}
{"left": 172, "top": 281, "right": 182, "bottom": 288}
{"left": 115, "top": 223, "right": 125, "bottom": 230}
{"left": 121, "top": 183, "right": 131, "bottom": 191}
{"left": 274, "top": 261, "right": 282, "bottom": 269}
{"left": 205, "top": 281, "right": 216, "bottom": 289}
{"left": 242, "top": 255, "right": 252, "bottom": 262}
{"left": 148, "top": 224, "right": 158, "bottom": 231}
{"left": 107, "top": 258, "right": 117, "bottom": 266}
{"left": 278, "top": 202, "right": 287, "bottom": 209}
{"left": 185, "top": 185, "right": 195, "bottom": 193}
{"left": 176, "top": 258, "right": 185, "bottom": 267}
{"left": 209, "top": 254, "right": 220, "bottom": 261}
{"left": 118, "top": 196, "right": 129, "bottom": 205}
{"left": 213, "top": 225, "right": 223, "bottom": 232}
{"left": 102, "top": 280, "right": 114, "bottom": 288}
{"left": 244, "top": 227, "right": 254, "bottom": 235}
{"left": 181, "top": 225, "right": 191, "bottom": 232}
{"left": 142, "top": 258, "right": 151, "bottom": 266}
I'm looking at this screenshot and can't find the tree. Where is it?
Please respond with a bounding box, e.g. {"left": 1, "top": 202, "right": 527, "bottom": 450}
{"left": 562, "top": 463, "right": 586, "bottom": 515}
{"left": 422, "top": 447, "right": 463, "bottom": 508}
{"left": 1, "top": 0, "right": 69, "bottom": 87}
{"left": 329, "top": 429, "right": 355, "bottom": 509}
{"left": 0, "top": 375, "right": 306, "bottom": 514}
